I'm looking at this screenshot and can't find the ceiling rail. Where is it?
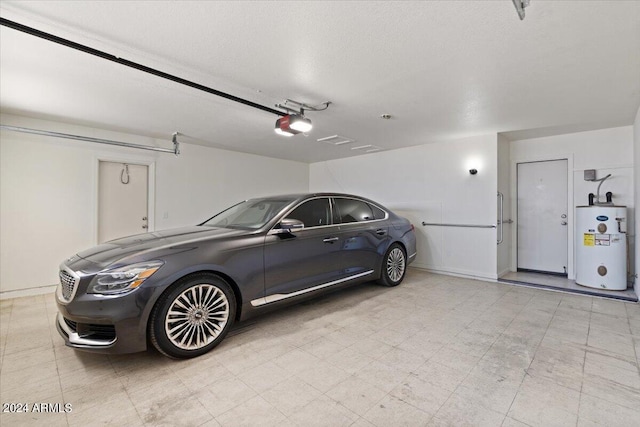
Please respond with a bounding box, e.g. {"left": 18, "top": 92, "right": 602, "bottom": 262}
{"left": 0, "top": 17, "right": 286, "bottom": 117}
{"left": 0, "top": 125, "right": 180, "bottom": 155}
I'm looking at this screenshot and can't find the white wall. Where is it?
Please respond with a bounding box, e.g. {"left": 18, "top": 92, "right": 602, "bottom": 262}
{"left": 0, "top": 114, "right": 309, "bottom": 295}
{"left": 510, "top": 126, "right": 635, "bottom": 281}
{"left": 310, "top": 134, "right": 499, "bottom": 280}
{"left": 3, "top": 112, "right": 635, "bottom": 296}
{"left": 497, "top": 134, "right": 512, "bottom": 277}
{"left": 634, "top": 107, "right": 640, "bottom": 297}
{"left": 154, "top": 141, "right": 308, "bottom": 230}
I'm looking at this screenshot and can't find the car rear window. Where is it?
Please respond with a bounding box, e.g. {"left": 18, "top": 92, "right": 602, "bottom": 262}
{"left": 334, "top": 198, "right": 374, "bottom": 223}
{"left": 370, "top": 204, "right": 387, "bottom": 220}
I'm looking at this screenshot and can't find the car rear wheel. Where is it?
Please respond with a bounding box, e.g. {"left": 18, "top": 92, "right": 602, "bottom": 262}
{"left": 378, "top": 243, "right": 406, "bottom": 287}
{"left": 150, "top": 273, "right": 236, "bottom": 359}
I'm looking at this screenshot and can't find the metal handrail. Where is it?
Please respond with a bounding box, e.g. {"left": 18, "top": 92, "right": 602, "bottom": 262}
{"left": 497, "top": 192, "right": 504, "bottom": 244}
{"left": 421, "top": 222, "right": 496, "bottom": 229}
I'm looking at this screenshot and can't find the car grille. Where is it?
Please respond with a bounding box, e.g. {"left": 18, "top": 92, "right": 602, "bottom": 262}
{"left": 63, "top": 318, "right": 116, "bottom": 341}
{"left": 58, "top": 269, "right": 80, "bottom": 303}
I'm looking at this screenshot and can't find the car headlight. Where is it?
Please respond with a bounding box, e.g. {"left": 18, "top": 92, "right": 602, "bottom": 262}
{"left": 89, "top": 261, "right": 164, "bottom": 295}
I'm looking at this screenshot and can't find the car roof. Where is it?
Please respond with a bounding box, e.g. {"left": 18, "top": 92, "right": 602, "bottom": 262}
{"left": 250, "top": 193, "right": 372, "bottom": 201}
{"left": 247, "top": 193, "right": 389, "bottom": 212}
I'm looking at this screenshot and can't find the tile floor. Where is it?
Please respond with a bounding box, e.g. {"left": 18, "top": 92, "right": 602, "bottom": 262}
{"left": 1, "top": 269, "right": 639, "bottom": 426}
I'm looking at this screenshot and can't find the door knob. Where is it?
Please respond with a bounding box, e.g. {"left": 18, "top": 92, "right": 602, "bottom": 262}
{"left": 561, "top": 221, "right": 567, "bottom": 225}
{"left": 142, "top": 225, "right": 148, "bottom": 229}
{"left": 142, "top": 216, "right": 148, "bottom": 221}
{"left": 561, "top": 214, "right": 567, "bottom": 219}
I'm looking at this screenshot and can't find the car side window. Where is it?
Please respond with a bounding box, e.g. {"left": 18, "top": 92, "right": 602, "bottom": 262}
{"left": 286, "top": 198, "right": 331, "bottom": 228}
{"left": 370, "top": 204, "right": 387, "bottom": 220}
{"left": 334, "top": 198, "right": 374, "bottom": 223}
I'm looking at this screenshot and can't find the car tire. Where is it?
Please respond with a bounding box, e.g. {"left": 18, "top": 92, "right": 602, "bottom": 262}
{"left": 377, "top": 243, "right": 407, "bottom": 287}
{"left": 149, "top": 273, "right": 236, "bottom": 359}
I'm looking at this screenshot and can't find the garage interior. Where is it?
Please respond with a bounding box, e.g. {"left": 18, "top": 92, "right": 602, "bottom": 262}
{"left": 1, "top": 1, "right": 639, "bottom": 426}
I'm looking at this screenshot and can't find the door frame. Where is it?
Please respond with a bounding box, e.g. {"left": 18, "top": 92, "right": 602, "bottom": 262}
{"left": 93, "top": 154, "right": 156, "bottom": 245}
{"left": 510, "top": 153, "right": 575, "bottom": 279}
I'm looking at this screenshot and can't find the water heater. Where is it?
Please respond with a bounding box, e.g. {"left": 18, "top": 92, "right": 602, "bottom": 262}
{"left": 575, "top": 206, "right": 627, "bottom": 290}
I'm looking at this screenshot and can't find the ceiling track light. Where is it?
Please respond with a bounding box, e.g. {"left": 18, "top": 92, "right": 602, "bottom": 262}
{"left": 273, "top": 99, "right": 331, "bottom": 137}
{"left": 512, "top": 0, "right": 531, "bottom": 20}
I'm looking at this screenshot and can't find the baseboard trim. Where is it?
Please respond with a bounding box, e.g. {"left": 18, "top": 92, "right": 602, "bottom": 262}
{"left": 0, "top": 284, "right": 56, "bottom": 300}
{"left": 409, "top": 265, "right": 497, "bottom": 282}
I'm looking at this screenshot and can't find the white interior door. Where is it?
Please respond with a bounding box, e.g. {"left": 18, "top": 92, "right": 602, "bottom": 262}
{"left": 98, "top": 161, "right": 149, "bottom": 243}
{"left": 517, "top": 159, "right": 568, "bottom": 274}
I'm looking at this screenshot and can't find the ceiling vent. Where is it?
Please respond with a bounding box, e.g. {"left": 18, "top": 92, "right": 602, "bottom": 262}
{"left": 351, "top": 144, "right": 381, "bottom": 153}
{"left": 316, "top": 135, "right": 354, "bottom": 146}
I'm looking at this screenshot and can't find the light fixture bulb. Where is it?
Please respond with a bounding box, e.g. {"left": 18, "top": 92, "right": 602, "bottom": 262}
{"left": 274, "top": 127, "right": 294, "bottom": 137}
{"left": 275, "top": 117, "right": 298, "bottom": 137}
{"left": 289, "top": 115, "right": 312, "bottom": 133}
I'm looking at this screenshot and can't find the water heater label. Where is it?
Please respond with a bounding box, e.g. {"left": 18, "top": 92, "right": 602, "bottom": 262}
{"left": 583, "top": 233, "right": 595, "bottom": 246}
{"left": 595, "top": 234, "right": 611, "bottom": 246}
{"left": 596, "top": 215, "right": 609, "bottom": 221}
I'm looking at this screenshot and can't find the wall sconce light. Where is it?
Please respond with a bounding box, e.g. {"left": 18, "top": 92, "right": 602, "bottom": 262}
{"left": 469, "top": 169, "right": 478, "bottom": 175}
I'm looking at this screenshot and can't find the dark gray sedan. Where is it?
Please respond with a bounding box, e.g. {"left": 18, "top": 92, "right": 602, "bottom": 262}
{"left": 56, "top": 193, "right": 417, "bottom": 358}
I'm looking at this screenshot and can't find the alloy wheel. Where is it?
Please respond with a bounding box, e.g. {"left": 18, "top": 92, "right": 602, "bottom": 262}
{"left": 164, "top": 284, "right": 230, "bottom": 350}
{"left": 386, "top": 247, "right": 406, "bottom": 282}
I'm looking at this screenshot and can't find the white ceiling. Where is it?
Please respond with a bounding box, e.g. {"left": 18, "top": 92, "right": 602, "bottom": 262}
{"left": 1, "top": 1, "right": 639, "bottom": 163}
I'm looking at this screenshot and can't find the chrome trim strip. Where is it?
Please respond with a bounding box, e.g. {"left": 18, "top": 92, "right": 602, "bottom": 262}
{"left": 408, "top": 252, "right": 417, "bottom": 259}
{"left": 267, "top": 218, "right": 390, "bottom": 236}
{"left": 56, "top": 313, "right": 117, "bottom": 347}
{"left": 268, "top": 221, "right": 336, "bottom": 235}
{"left": 251, "top": 270, "right": 375, "bottom": 307}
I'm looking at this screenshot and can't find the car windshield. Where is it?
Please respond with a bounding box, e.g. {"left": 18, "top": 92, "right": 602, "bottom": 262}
{"left": 201, "top": 198, "right": 292, "bottom": 230}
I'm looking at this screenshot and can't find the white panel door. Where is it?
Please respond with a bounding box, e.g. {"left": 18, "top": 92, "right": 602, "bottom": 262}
{"left": 517, "top": 160, "right": 568, "bottom": 274}
{"left": 98, "top": 162, "right": 148, "bottom": 243}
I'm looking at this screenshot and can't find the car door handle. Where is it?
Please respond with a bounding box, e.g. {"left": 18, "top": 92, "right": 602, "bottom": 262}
{"left": 376, "top": 229, "right": 387, "bottom": 236}
{"left": 323, "top": 237, "right": 339, "bottom": 243}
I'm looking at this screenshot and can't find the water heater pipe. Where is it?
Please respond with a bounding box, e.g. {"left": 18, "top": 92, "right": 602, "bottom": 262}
{"left": 591, "top": 174, "right": 612, "bottom": 204}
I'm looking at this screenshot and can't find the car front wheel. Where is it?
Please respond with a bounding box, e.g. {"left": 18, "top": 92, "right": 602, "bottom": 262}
{"left": 378, "top": 243, "right": 407, "bottom": 287}
{"left": 150, "top": 273, "right": 236, "bottom": 359}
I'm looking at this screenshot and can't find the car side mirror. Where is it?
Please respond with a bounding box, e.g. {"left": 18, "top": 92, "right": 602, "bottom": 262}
{"left": 277, "top": 218, "right": 304, "bottom": 233}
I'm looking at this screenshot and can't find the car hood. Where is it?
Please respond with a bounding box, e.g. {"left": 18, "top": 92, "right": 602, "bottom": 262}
{"left": 76, "top": 226, "right": 249, "bottom": 265}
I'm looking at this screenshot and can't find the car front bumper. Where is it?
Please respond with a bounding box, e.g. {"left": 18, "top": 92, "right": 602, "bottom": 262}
{"left": 55, "top": 310, "right": 149, "bottom": 354}
{"left": 55, "top": 286, "right": 156, "bottom": 354}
